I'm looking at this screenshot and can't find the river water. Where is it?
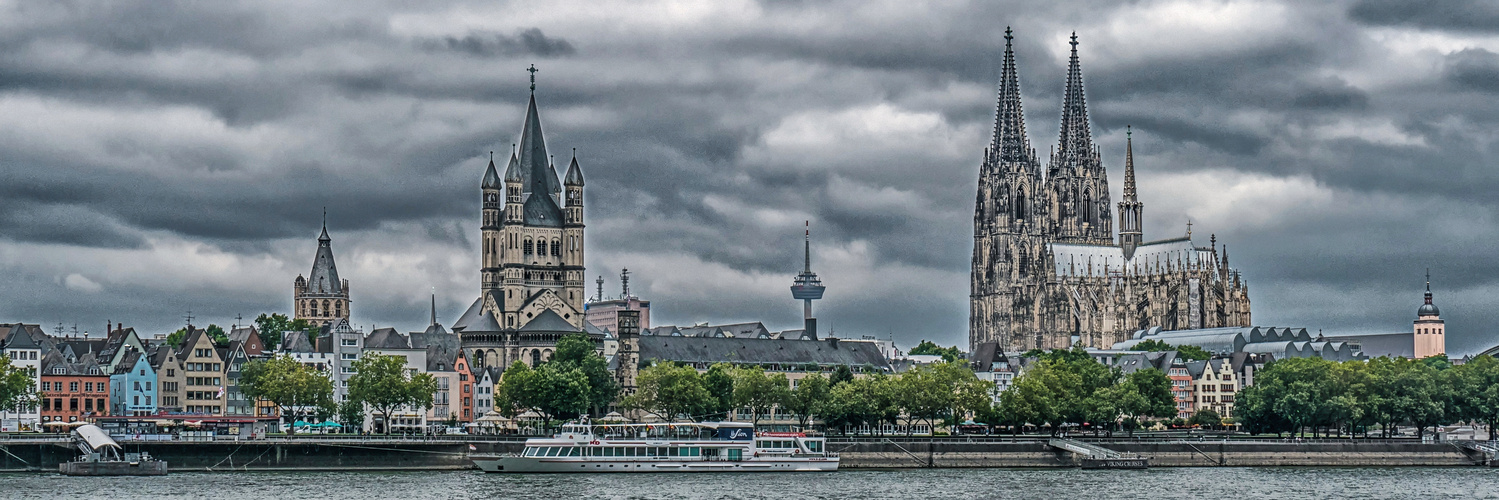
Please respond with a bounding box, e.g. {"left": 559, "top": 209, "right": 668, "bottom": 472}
{"left": 6, "top": 468, "right": 1497, "bottom": 499}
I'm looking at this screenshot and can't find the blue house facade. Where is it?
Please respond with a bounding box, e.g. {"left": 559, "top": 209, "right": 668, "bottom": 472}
{"left": 110, "top": 350, "right": 157, "bottom": 416}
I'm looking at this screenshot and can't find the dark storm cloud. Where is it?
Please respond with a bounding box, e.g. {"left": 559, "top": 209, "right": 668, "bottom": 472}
{"left": 1348, "top": 0, "right": 1499, "bottom": 33}
{"left": 423, "top": 28, "right": 578, "bottom": 58}
{"left": 1444, "top": 48, "right": 1499, "bottom": 93}
{"left": 2, "top": 0, "right": 1498, "bottom": 354}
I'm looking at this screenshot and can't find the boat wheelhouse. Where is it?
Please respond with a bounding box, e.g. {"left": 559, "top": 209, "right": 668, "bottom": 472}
{"left": 473, "top": 420, "right": 837, "bottom": 473}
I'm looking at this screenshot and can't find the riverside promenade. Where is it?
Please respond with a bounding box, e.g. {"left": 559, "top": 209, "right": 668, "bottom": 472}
{"left": 2, "top": 434, "right": 1492, "bottom": 471}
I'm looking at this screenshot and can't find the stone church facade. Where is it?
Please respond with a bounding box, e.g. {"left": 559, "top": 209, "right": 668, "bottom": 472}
{"left": 969, "top": 31, "right": 1251, "bottom": 352}
{"left": 453, "top": 72, "right": 604, "bottom": 371}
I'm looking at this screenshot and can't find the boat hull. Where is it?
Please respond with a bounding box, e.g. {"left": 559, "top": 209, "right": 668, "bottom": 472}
{"left": 474, "top": 456, "right": 838, "bottom": 473}
{"left": 59, "top": 461, "right": 169, "bottom": 476}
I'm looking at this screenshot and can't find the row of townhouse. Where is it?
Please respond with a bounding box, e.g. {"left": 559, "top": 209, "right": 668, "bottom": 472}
{"left": 1, "top": 322, "right": 270, "bottom": 430}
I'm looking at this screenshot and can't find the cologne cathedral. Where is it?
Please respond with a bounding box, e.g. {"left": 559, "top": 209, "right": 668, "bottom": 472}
{"left": 969, "top": 31, "right": 1251, "bottom": 352}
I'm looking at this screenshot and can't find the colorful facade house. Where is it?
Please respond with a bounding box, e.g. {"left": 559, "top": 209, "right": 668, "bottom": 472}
{"left": 40, "top": 352, "right": 110, "bottom": 425}
{"left": 109, "top": 349, "right": 157, "bottom": 417}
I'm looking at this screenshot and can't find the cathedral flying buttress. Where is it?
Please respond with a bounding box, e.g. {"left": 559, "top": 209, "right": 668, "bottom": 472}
{"left": 969, "top": 30, "right": 1252, "bottom": 353}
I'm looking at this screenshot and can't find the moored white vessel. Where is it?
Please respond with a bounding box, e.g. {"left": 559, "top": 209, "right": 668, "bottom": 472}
{"left": 473, "top": 419, "right": 837, "bottom": 473}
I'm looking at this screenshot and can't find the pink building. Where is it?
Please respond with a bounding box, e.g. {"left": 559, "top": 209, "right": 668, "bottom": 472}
{"left": 1414, "top": 272, "right": 1445, "bottom": 359}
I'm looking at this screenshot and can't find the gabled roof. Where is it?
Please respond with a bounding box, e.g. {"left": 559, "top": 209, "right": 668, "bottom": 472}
{"left": 280, "top": 330, "right": 317, "bottom": 353}
{"left": 147, "top": 344, "right": 179, "bottom": 372}
{"left": 364, "top": 328, "right": 411, "bottom": 350}
{"left": 469, "top": 310, "right": 504, "bottom": 333}
{"left": 410, "top": 330, "right": 460, "bottom": 352}
{"left": 519, "top": 309, "right": 580, "bottom": 332}
{"left": 452, "top": 297, "right": 485, "bottom": 332}
{"left": 1, "top": 324, "right": 42, "bottom": 350}
{"left": 112, "top": 350, "right": 148, "bottom": 376}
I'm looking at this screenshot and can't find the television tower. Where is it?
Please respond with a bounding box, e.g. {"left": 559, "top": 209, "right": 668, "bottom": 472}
{"left": 790, "top": 221, "right": 826, "bottom": 339}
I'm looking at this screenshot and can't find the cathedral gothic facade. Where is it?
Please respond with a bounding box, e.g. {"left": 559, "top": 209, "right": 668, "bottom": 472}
{"left": 453, "top": 74, "right": 604, "bottom": 371}
{"left": 969, "top": 31, "right": 1251, "bottom": 352}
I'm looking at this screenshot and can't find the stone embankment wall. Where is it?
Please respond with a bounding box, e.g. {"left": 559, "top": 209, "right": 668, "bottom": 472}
{"left": 0, "top": 439, "right": 1482, "bottom": 471}
{"left": 833, "top": 440, "right": 1483, "bottom": 468}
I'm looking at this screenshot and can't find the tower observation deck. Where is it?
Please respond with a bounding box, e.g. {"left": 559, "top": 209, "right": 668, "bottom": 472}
{"left": 790, "top": 221, "right": 825, "bottom": 339}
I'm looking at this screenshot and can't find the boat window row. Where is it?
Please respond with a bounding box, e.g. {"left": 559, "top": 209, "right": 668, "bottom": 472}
{"left": 524, "top": 446, "right": 708, "bottom": 458}
{"left": 756, "top": 440, "right": 799, "bottom": 449}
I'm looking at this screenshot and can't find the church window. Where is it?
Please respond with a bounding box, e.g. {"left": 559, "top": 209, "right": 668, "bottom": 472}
{"left": 538, "top": 240, "right": 548, "bottom": 256}
{"left": 530, "top": 350, "right": 541, "bottom": 367}
{"left": 1014, "top": 190, "right": 1027, "bottom": 220}
{"left": 323, "top": 300, "right": 330, "bottom": 316}
{"left": 335, "top": 301, "right": 342, "bottom": 317}
{"left": 311, "top": 301, "right": 319, "bottom": 317}
{"left": 524, "top": 239, "right": 533, "bottom": 255}
{"left": 551, "top": 239, "right": 560, "bottom": 257}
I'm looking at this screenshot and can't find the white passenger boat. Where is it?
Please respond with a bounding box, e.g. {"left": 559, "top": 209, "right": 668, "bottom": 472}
{"left": 473, "top": 419, "right": 838, "bottom": 473}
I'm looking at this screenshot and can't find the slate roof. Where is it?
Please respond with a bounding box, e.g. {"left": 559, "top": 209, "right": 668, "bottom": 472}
{"left": 564, "top": 155, "right": 583, "bottom": 186}
{"left": 280, "top": 330, "right": 318, "bottom": 353}
{"left": 147, "top": 345, "right": 178, "bottom": 372}
{"left": 638, "top": 336, "right": 890, "bottom": 369}
{"left": 112, "top": 350, "right": 146, "bottom": 376}
{"left": 519, "top": 309, "right": 580, "bottom": 332}
{"left": 452, "top": 297, "right": 486, "bottom": 332}
{"left": 1, "top": 324, "right": 42, "bottom": 350}
{"left": 470, "top": 310, "right": 504, "bottom": 333}
{"left": 42, "top": 350, "right": 106, "bottom": 377}
{"left": 364, "top": 328, "right": 411, "bottom": 350}
{"left": 410, "top": 331, "right": 460, "bottom": 352}
{"left": 306, "top": 223, "right": 343, "bottom": 295}
{"left": 482, "top": 155, "right": 502, "bottom": 189}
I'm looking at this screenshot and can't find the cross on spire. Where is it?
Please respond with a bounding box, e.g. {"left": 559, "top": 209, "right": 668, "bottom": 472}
{"left": 527, "top": 64, "right": 538, "bottom": 93}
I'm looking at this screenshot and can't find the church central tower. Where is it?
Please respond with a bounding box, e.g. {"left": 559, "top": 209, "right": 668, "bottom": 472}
{"left": 456, "top": 66, "right": 597, "bottom": 372}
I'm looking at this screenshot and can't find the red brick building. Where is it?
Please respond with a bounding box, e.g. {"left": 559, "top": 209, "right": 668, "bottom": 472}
{"left": 40, "top": 351, "right": 110, "bottom": 424}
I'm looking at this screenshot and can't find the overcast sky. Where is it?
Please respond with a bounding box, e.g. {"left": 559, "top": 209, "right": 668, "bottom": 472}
{"left": 2, "top": 0, "right": 1498, "bottom": 354}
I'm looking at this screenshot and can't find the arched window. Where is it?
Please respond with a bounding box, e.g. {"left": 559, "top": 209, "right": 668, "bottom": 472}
{"left": 530, "top": 350, "right": 541, "bottom": 367}
{"left": 524, "top": 239, "right": 533, "bottom": 255}
{"left": 323, "top": 300, "right": 330, "bottom": 316}
{"left": 537, "top": 240, "right": 547, "bottom": 256}
{"left": 1014, "top": 189, "right": 1027, "bottom": 220}
{"left": 551, "top": 239, "right": 560, "bottom": 257}
{"left": 311, "top": 301, "right": 319, "bottom": 316}
{"left": 1082, "top": 190, "right": 1094, "bottom": 223}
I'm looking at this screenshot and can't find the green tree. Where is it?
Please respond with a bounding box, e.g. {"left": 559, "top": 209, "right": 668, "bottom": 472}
{"left": 166, "top": 324, "right": 231, "bottom": 348}
{"left": 337, "top": 399, "right": 365, "bottom": 433}
{"left": 1187, "top": 408, "right": 1222, "bottom": 428}
{"left": 821, "top": 377, "right": 873, "bottom": 434}
{"left": 784, "top": 374, "right": 830, "bottom": 430}
{"left": 623, "top": 362, "right": 709, "bottom": 422}
{"left": 253, "top": 313, "right": 292, "bottom": 349}
{"left": 1123, "top": 368, "right": 1178, "bottom": 423}
{"left": 548, "top": 333, "right": 618, "bottom": 416}
{"left": 0, "top": 355, "right": 37, "bottom": 415}
{"left": 239, "top": 355, "right": 335, "bottom": 434}
{"left": 829, "top": 364, "right": 854, "bottom": 387}
{"left": 703, "top": 363, "right": 736, "bottom": 421}
{"left": 348, "top": 354, "right": 438, "bottom": 434}
{"left": 492, "top": 361, "right": 590, "bottom": 430}
{"left": 908, "top": 340, "right": 964, "bottom": 363}
{"left": 731, "top": 366, "right": 790, "bottom": 425}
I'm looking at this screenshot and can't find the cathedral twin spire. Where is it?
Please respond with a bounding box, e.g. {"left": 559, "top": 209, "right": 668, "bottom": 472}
{"left": 1054, "top": 33, "right": 1097, "bottom": 174}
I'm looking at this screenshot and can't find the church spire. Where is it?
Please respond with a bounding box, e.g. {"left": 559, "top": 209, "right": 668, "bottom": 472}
{"left": 1117, "top": 126, "right": 1143, "bottom": 260}
{"left": 1123, "top": 126, "right": 1137, "bottom": 202}
{"left": 990, "top": 27, "right": 1033, "bottom": 167}
{"left": 1056, "top": 32, "right": 1094, "bottom": 171}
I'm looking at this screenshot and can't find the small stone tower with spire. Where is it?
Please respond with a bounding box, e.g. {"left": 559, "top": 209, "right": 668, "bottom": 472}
{"left": 1117, "top": 126, "right": 1143, "bottom": 260}
{"left": 1414, "top": 269, "right": 1446, "bottom": 359}
{"left": 294, "top": 211, "right": 351, "bottom": 326}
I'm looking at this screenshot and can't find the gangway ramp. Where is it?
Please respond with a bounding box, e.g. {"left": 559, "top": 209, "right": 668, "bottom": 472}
{"left": 1047, "top": 438, "right": 1149, "bottom": 469}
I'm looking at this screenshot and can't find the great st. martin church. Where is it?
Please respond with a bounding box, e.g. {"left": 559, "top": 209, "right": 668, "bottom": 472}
{"left": 453, "top": 68, "right": 605, "bottom": 370}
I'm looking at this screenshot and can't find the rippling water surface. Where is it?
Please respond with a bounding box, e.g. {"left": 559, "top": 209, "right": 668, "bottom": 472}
{"left": 6, "top": 467, "right": 1498, "bottom": 499}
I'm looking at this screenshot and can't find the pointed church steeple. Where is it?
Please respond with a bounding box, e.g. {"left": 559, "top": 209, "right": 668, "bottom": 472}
{"left": 991, "top": 27, "right": 1033, "bottom": 167}
{"left": 1056, "top": 32, "right": 1095, "bottom": 172}
{"left": 1118, "top": 126, "right": 1143, "bottom": 259}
